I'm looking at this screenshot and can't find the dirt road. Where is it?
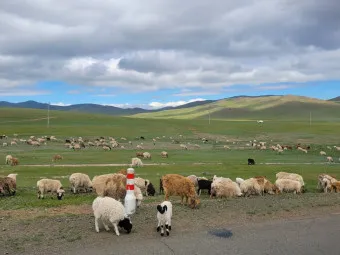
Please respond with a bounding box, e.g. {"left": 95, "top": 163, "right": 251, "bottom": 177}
{"left": 22, "top": 212, "right": 340, "bottom": 255}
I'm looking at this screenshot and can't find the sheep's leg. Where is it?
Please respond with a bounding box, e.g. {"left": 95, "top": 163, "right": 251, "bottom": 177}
{"left": 112, "top": 223, "right": 120, "bottom": 236}
{"left": 72, "top": 186, "right": 76, "bottom": 194}
{"left": 94, "top": 217, "right": 100, "bottom": 233}
{"left": 103, "top": 222, "right": 110, "bottom": 231}
{"left": 165, "top": 224, "right": 170, "bottom": 236}
{"left": 157, "top": 220, "right": 161, "bottom": 232}
{"left": 197, "top": 188, "right": 201, "bottom": 196}
{"left": 180, "top": 196, "right": 184, "bottom": 205}
{"left": 160, "top": 224, "right": 164, "bottom": 236}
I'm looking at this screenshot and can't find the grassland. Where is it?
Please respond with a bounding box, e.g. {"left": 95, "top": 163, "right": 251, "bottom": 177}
{"left": 0, "top": 106, "right": 339, "bottom": 210}
{"left": 1, "top": 106, "right": 340, "bottom": 254}
{"left": 133, "top": 95, "right": 340, "bottom": 120}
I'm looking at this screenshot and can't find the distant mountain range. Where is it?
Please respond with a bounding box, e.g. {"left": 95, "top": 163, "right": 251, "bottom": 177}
{"left": 0, "top": 95, "right": 338, "bottom": 117}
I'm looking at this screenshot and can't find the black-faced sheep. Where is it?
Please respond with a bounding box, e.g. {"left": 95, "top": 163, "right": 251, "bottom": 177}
{"left": 157, "top": 201, "right": 172, "bottom": 236}
{"left": 197, "top": 179, "right": 212, "bottom": 196}
{"left": 92, "top": 196, "right": 132, "bottom": 236}
{"left": 37, "top": 179, "right": 65, "bottom": 200}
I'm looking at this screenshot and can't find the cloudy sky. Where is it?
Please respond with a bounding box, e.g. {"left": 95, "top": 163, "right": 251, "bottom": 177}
{"left": 1, "top": 0, "right": 339, "bottom": 109}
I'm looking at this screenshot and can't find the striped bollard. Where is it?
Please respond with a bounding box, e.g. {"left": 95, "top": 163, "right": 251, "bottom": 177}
{"left": 124, "top": 168, "right": 136, "bottom": 216}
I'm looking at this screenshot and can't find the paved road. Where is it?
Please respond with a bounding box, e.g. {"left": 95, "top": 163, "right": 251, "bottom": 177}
{"left": 56, "top": 213, "right": 340, "bottom": 255}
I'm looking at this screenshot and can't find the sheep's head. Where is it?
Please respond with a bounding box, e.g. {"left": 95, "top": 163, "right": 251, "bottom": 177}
{"left": 57, "top": 188, "right": 65, "bottom": 200}
{"left": 189, "top": 196, "right": 200, "bottom": 209}
{"left": 118, "top": 217, "right": 132, "bottom": 234}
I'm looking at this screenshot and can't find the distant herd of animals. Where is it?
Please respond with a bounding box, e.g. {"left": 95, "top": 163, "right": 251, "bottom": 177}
{"left": 1, "top": 133, "right": 340, "bottom": 236}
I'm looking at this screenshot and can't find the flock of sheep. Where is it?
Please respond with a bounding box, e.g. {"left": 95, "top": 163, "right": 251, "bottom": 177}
{"left": 1, "top": 133, "right": 340, "bottom": 237}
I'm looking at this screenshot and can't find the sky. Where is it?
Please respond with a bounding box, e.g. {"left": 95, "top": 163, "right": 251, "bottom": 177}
{"left": 0, "top": 0, "right": 339, "bottom": 109}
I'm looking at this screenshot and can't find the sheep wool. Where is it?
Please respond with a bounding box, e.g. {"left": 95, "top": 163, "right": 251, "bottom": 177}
{"left": 69, "top": 173, "right": 93, "bottom": 194}
{"left": 92, "top": 196, "right": 132, "bottom": 236}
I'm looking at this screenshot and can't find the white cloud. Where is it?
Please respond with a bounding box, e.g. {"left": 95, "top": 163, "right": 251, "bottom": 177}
{"left": 51, "top": 102, "right": 71, "bottom": 106}
{"left": 0, "top": 0, "right": 340, "bottom": 95}
{"left": 102, "top": 103, "right": 132, "bottom": 108}
{"left": 149, "top": 98, "right": 206, "bottom": 109}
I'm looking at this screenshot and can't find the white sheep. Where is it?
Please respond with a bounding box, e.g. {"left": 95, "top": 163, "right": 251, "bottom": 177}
{"left": 92, "top": 196, "right": 132, "bottom": 236}
{"left": 161, "top": 151, "right": 168, "bottom": 158}
{"left": 69, "top": 173, "right": 93, "bottom": 194}
{"left": 320, "top": 151, "right": 327, "bottom": 156}
{"left": 131, "top": 157, "right": 143, "bottom": 167}
{"left": 37, "top": 179, "right": 65, "bottom": 200}
{"left": 239, "top": 178, "right": 262, "bottom": 196}
{"left": 180, "top": 144, "right": 188, "bottom": 150}
{"left": 5, "top": 155, "right": 13, "bottom": 165}
{"left": 276, "top": 172, "right": 305, "bottom": 187}
{"left": 326, "top": 156, "right": 334, "bottom": 162}
{"left": 211, "top": 176, "right": 242, "bottom": 198}
{"left": 143, "top": 152, "right": 151, "bottom": 160}
{"left": 186, "top": 175, "right": 198, "bottom": 187}
{"left": 156, "top": 201, "right": 173, "bottom": 236}
{"left": 275, "top": 179, "right": 302, "bottom": 194}
{"left": 134, "top": 177, "right": 150, "bottom": 196}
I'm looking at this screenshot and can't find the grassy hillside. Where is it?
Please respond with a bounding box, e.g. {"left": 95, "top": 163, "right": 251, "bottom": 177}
{"left": 132, "top": 95, "right": 340, "bottom": 120}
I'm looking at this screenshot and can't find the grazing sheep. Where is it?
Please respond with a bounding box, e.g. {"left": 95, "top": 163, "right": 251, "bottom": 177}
{"left": 318, "top": 174, "right": 337, "bottom": 193}
{"left": 162, "top": 174, "right": 200, "bottom": 209}
{"left": 136, "top": 152, "right": 144, "bottom": 158}
{"left": 92, "top": 174, "right": 144, "bottom": 207}
{"left": 143, "top": 152, "right": 151, "bottom": 160}
{"left": 320, "top": 151, "right": 327, "bottom": 156}
{"left": 161, "top": 151, "right": 168, "bottom": 158}
{"left": 136, "top": 145, "right": 144, "bottom": 150}
{"left": 5, "top": 155, "right": 13, "bottom": 165}
{"left": 37, "top": 179, "right": 65, "bottom": 200}
{"left": 92, "top": 196, "right": 132, "bottom": 236}
{"left": 7, "top": 173, "right": 18, "bottom": 183}
{"left": 156, "top": 201, "right": 173, "bottom": 236}
{"left": 0, "top": 177, "right": 16, "bottom": 196}
{"left": 52, "top": 154, "right": 63, "bottom": 162}
{"left": 103, "top": 145, "right": 111, "bottom": 151}
{"left": 275, "top": 179, "right": 302, "bottom": 194}
{"left": 131, "top": 157, "right": 143, "bottom": 167}
{"left": 11, "top": 157, "right": 19, "bottom": 166}
{"left": 69, "top": 173, "right": 93, "bottom": 194}
{"left": 297, "top": 147, "right": 308, "bottom": 153}
{"left": 197, "top": 179, "right": 212, "bottom": 196}
{"left": 186, "top": 175, "right": 198, "bottom": 187}
{"left": 180, "top": 144, "right": 188, "bottom": 150}
{"left": 248, "top": 158, "right": 255, "bottom": 165}
{"left": 210, "top": 176, "right": 242, "bottom": 198}
{"left": 276, "top": 172, "right": 305, "bottom": 187}
{"left": 240, "top": 178, "right": 262, "bottom": 197}
{"left": 331, "top": 181, "right": 340, "bottom": 193}
{"left": 147, "top": 182, "right": 156, "bottom": 196}
{"left": 326, "top": 156, "right": 334, "bottom": 163}
{"left": 135, "top": 177, "right": 152, "bottom": 196}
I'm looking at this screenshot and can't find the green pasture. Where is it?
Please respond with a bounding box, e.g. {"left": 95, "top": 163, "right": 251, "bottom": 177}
{"left": 0, "top": 107, "right": 339, "bottom": 210}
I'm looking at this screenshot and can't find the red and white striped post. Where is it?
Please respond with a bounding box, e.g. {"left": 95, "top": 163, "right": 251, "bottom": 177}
{"left": 124, "top": 168, "right": 136, "bottom": 215}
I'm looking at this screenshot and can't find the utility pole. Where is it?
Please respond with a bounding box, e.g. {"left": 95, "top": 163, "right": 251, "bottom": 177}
{"left": 47, "top": 102, "right": 50, "bottom": 128}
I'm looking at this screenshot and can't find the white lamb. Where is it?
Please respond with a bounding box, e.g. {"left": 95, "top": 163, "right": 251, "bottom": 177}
{"left": 275, "top": 179, "right": 302, "bottom": 194}
{"left": 7, "top": 173, "right": 18, "bottom": 183}
{"left": 156, "top": 201, "right": 173, "bottom": 236}
{"left": 92, "top": 196, "right": 132, "bottom": 236}
{"left": 143, "top": 152, "right": 151, "bottom": 160}
{"left": 69, "top": 173, "right": 93, "bottom": 194}
{"left": 5, "top": 155, "right": 13, "bottom": 165}
{"left": 37, "top": 179, "right": 65, "bottom": 200}
{"left": 131, "top": 157, "right": 143, "bottom": 167}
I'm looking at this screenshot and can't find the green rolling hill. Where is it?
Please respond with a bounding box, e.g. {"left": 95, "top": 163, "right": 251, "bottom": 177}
{"left": 132, "top": 95, "right": 340, "bottom": 120}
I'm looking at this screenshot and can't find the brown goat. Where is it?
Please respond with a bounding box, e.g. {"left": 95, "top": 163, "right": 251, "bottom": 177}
{"left": 0, "top": 177, "right": 16, "bottom": 195}
{"left": 52, "top": 154, "right": 63, "bottom": 162}
{"left": 11, "top": 157, "right": 19, "bottom": 166}
{"left": 162, "top": 174, "right": 200, "bottom": 209}
{"left": 136, "top": 152, "right": 144, "bottom": 158}
{"left": 116, "top": 169, "right": 127, "bottom": 175}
